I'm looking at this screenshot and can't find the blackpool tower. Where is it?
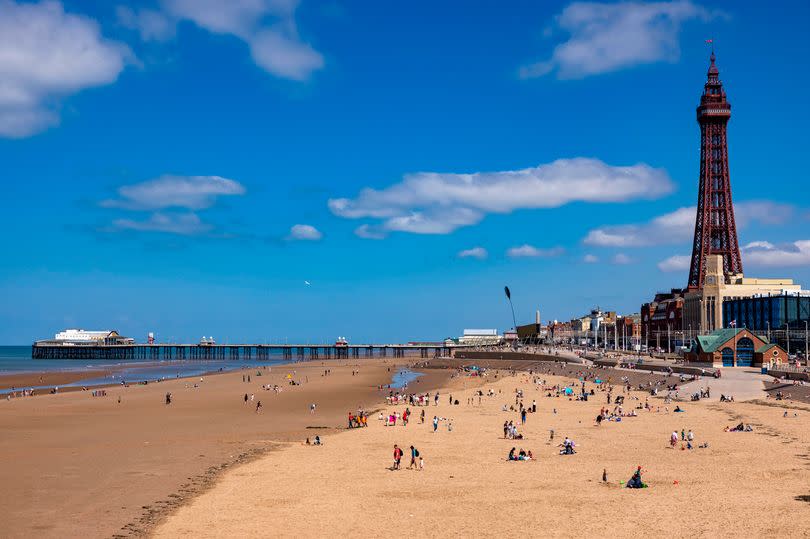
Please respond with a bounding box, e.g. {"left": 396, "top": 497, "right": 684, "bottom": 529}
{"left": 687, "top": 52, "right": 743, "bottom": 290}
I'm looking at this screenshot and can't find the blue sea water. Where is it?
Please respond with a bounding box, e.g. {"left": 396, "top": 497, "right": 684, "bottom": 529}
{"left": 0, "top": 345, "right": 287, "bottom": 392}
{"left": 391, "top": 368, "right": 423, "bottom": 388}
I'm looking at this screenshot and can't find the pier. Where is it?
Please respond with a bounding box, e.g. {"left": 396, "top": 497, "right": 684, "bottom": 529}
{"left": 31, "top": 343, "right": 451, "bottom": 361}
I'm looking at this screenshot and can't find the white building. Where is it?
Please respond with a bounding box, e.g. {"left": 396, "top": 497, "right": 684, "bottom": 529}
{"left": 54, "top": 329, "right": 113, "bottom": 342}
{"left": 457, "top": 329, "right": 502, "bottom": 346}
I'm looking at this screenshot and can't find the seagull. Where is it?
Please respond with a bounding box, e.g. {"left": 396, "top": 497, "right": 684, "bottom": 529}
{"left": 304, "top": 280, "right": 311, "bottom": 286}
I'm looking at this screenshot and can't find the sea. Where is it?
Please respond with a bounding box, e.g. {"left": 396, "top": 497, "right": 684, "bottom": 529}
{"left": 0, "top": 346, "right": 421, "bottom": 392}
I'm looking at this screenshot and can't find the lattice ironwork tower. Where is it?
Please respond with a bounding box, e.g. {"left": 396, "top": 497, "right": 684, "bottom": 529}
{"left": 687, "top": 52, "right": 743, "bottom": 290}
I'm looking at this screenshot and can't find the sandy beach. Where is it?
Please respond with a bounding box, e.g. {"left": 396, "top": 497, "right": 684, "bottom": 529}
{"left": 153, "top": 364, "right": 810, "bottom": 538}
{"left": 0, "top": 358, "right": 448, "bottom": 538}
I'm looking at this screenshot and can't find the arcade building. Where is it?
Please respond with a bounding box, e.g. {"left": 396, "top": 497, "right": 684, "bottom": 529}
{"left": 683, "top": 327, "right": 787, "bottom": 368}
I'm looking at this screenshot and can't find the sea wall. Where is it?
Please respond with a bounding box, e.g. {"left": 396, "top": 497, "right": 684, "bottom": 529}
{"left": 453, "top": 351, "right": 586, "bottom": 364}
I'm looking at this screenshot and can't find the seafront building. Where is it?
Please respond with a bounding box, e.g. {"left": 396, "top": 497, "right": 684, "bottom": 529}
{"left": 42, "top": 329, "right": 135, "bottom": 346}
{"left": 682, "top": 255, "right": 802, "bottom": 335}
{"left": 684, "top": 327, "right": 788, "bottom": 368}
{"left": 722, "top": 290, "right": 810, "bottom": 355}
{"left": 445, "top": 329, "right": 502, "bottom": 347}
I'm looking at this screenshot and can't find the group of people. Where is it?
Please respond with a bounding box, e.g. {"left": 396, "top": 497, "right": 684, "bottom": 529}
{"left": 507, "top": 447, "right": 533, "bottom": 461}
{"left": 348, "top": 410, "right": 368, "bottom": 428}
{"left": 503, "top": 420, "right": 524, "bottom": 440}
{"left": 670, "top": 428, "right": 695, "bottom": 449}
{"left": 391, "top": 444, "right": 424, "bottom": 470}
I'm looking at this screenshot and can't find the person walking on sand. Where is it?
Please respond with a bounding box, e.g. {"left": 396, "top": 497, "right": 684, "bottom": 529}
{"left": 244, "top": 393, "right": 249, "bottom": 404}
{"left": 670, "top": 430, "right": 678, "bottom": 447}
{"left": 165, "top": 392, "right": 171, "bottom": 405}
{"left": 393, "top": 444, "right": 403, "bottom": 470}
{"left": 433, "top": 416, "right": 439, "bottom": 433}
{"left": 408, "top": 445, "right": 419, "bottom": 469}
{"left": 256, "top": 400, "right": 262, "bottom": 413}
{"left": 521, "top": 408, "right": 527, "bottom": 425}
{"left": 434, "top": 392, "right": 439, "bottom": 406}
{"left": 420, "top": 409, "right": 425, "bottom": 424}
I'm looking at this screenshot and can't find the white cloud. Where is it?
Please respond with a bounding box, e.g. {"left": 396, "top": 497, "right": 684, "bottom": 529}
{"left": 583, "top": 201, "right": 794, "bottom": 247}
{"left": 116, "top": 6, "right": 175, "bottom": 41}
{"left": 0, "top": 0, "right": 130, "bottom": 137}
{"left": 611, "top": 253, "right": 632, "bottom": 265}
{"left": 101, "top": 175, "right": 246, "bottom": 211}
{"left": 120, "top": 0, "right": 323, "bottom": 81}
{"left": 520, "top": 0, "right": 714, "bottom": 79}
{"left": 289, "top": 223, "right": 322, "bottom": 240}
{"left": 249, "top": 27, "right": 324, "bottom": 81}
{"left": 657, "top": 254, "right": 690, "bottom": 272}
{"left": 330, "top": 158, "right": 672, "bottom": 236}
{"left": 507, "top": 245, "right": 565, "bottom": 258}
{"left": 112, "top": 212, "right": 211, "bottom": 235}
{"left": 583, "top": 254, "right": 599, "bottom": 263}
{"left": 734, "top": 200, "right": 795, "bottom": 227}
{"left": 354, "top": 224, "right": 386, "bottom": 240}
{"left": 584, "top": 206, "right": 694, "bottom": 247}
{"left": 458, "top": 247, "right": 488, "bottom": 260}
{"left": 743, "top": 240, "right": 810, "bottom": 267}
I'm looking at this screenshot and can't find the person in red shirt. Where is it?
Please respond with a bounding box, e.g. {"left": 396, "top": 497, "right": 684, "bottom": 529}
{"left": 393, "top": 444, "right": 403, "bottom": 470}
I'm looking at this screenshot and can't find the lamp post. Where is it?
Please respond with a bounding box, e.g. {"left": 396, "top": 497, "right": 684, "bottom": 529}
{"left": 766, "top": 321, "right": 770, "bottom": 342}
{"left": 805, "top": 320, "right": 808, "bottom": 362}
{"left": 504, "top": 286, "right": 518, "bottom": 349}
{"left": 785, "top": 323, "right": 790, "bottom": 357}
{"left": 668, "top": 323, "right": 672, "bottom": 354}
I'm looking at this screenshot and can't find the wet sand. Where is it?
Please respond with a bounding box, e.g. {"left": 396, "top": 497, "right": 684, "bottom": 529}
{"left": 0, "top": 370, "right": 111, "bottom": 391}
{"left": 154, "top": 368, "right": 810, "bottom": 538}
{"left": 0, "top": 358, "right": 450, "bottom": 538}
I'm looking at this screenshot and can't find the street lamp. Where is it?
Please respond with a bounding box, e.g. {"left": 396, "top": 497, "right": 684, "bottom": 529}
{"left": 504, "top": 286, "right": 518, "bottom": 349}
{"left": 785, "top": 323, "right": 790, "bottom": 357}
{"left": 667, "top": 323, "right": 671, "bottom": 354}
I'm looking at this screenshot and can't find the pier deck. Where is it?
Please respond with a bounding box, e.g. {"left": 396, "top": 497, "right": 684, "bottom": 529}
{"left": 31, "top": 343, "right": 450, "bottom": 361}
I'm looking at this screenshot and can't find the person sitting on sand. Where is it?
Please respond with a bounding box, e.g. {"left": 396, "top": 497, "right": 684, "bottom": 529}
{"left": 559, "top": 437, "right": 576, "bottom": 455}
{"left": 314, "top": 435, "right": 321, "bottom": 445}
{"left": 626, "top": 466, "right": 645, "bottom": 489}
{"left": 508, "top": 447, "right": 517, "bottom": 461}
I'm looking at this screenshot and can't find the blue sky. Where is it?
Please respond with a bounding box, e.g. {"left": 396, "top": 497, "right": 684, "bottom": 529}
{"left": 1, "top": 0, "right": 809, "bottom": 344}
